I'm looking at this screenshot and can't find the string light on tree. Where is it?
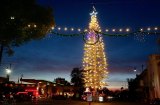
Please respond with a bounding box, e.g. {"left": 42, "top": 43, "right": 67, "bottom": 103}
{"left": 82, "top": 6, "right": 108, "bottom": 90}
{"left": 58, "top": 27, "right": 61, "bottom": 30}
{"left": 10, "top": 16, "right": 15, "bottom": 20}
{"left": 28, "top": 24, "right": 31, "bottom": 27}
{"left": 48, "top": 23, "right": 159, "bottom": 42}
{"left": 71, "top": 28, "right": 74, "bottom": 31}
{"left": 51, "top": 26, "right": 159, "bottom": 34}
{"left": 34, "top": 24, "right": 37, "bottom": 28}
{"left": 105, "top": 29, "right": 109, "bottom": 32}
{"left": 155, "top": 27, "right": 158, "bottom": 30}
{"left": 147, "top": 27, "right": 151, "bottom": 31}
{"left": 78, "top": 28, "right": 81, "bottom": 31}
{"left": 51, "top": 26, "right": 54, "bottom": 30}
{"left": 64, "top": 27, "right": 67, "bottom": 31}
{"left": 119, "top": 29, "right": 122, "bottom": 32}
{"left": 126, "top": 28, "right": 130, "bottom": 32}
{"left": 84, "top": 29, "right": 88, "bottom": 32}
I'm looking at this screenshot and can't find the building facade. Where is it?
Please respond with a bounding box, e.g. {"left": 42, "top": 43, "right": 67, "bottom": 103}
{"left": 128, "top": 69, "right": 149, "bottom": 102}
{"left": 128, "top": 54, "right": 160, "bottom": 102}
{"left": 20, "top": 78, "right": 75, "bottom": 98}
{"left": 148, "top": 54, "right": 160, "bottom": 100}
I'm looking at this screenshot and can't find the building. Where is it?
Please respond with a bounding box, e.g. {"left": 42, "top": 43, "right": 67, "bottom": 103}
{"left": 128, "top": 69, "right": 149, "bottom": 102}
{"left": 20, "top": 78, "right": 75, "bottom": 98}
{"left": 0, "top": 77, "right": 8, "bottom": 83}
{"left": 148, "top": 54, "right": 160, "bottom": 100}
{"left": 128, "top": 54, "right": 160, "bottom": 102}
{"left": 0, "top": 77, "right": 75, "bottom": 99}
{"left": 20, "top": 78, "right": 56, "bottom": 98}
{"left": 54, "top": 77, "right": 70, "bottom": 86}
{"left": 0, "top": 78, "right": 16, "bottom": 95}
{"left": 53, "top": 78, "right": 74, "bottom": 97}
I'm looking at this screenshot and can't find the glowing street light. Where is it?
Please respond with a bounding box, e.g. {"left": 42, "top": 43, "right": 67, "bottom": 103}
{"left": 6, "top": 68, "right": 11, "bottom": 74}
{"left": 147, "top": 27, "right": 151, "bottom": 31}
{"left": 6, "top": 68, "right": 11, "bottom": 81}
{"left": 133, "top": 69, "right": 137, "bottom": 72}
{"left": 133, "top": 67, "right": 137, "bottom": 72}
{"left": 10, "top": 16, "right": 15, "bottom": 20}
{"left": 105, "top": 29, "right": 109, "bottom": 32}
{"left": 126, "top": 28, "right": 130, "bottom": 32}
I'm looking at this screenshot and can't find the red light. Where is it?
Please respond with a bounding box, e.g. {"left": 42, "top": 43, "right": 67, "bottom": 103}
{"left": 16, "top": 92, "right": 28, "bottom": 95}
{"left": 25, "top": 89, "right": 37, "bottom": 92}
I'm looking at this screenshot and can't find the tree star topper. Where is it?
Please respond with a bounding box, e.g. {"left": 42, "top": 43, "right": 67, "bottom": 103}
{"left": 90, "top": 6, "right": 98, "bottom": 16}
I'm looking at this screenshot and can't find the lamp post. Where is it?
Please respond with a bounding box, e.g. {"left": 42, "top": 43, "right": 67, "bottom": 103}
{"left": 133, "top": 67, "right": 138, "bottom": 74}
{"left": 133, "top": 67, "right": 138, "bottom": 78}
{"left": 6, "top": 68, "right": 11, "bottom": 81}
{"left": 133, "top": 66, "right": 137, "bottom": 72}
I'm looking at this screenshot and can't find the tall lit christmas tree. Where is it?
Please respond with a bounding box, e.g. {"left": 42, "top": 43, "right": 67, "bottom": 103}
{"left": 82, "top": 7, "right": 108, "bottom": 90}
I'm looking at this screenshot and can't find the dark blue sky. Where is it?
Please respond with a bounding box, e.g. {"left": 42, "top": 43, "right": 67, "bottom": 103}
{"left": 0, "top": 0, "right": 160, "bottom": 89}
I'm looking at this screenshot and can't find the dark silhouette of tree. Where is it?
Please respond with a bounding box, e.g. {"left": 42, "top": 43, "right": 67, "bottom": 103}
{"left": 0, "top": 0, "right": 54, "bottom": 63}
{"left": 70, "top": 68, "right": 84, "bottom": 87}
{"left": 102, "top": 87, "right": 110, "bottom": 95}
{"left": 70, "top": 67, "right": 85, "bottom": 99}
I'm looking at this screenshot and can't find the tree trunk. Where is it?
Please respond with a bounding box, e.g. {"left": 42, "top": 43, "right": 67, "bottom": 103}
{"left": 0, "top": 44, "right": 4, "bottom": 64}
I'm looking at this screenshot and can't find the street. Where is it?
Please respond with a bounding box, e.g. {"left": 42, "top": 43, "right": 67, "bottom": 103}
{"left": 14, "top": 100, "right": 149, "bottom": 105}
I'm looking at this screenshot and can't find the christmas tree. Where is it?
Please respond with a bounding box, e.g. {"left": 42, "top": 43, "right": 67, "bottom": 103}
{"left": 82, "top": 6, "right": 108, "bottom": 90}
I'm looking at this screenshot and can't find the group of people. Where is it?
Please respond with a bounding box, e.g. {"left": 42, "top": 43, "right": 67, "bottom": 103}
{"left": 0, "top": 93, "right": 16, "bottom": 104}
{"left": 0, "top": 92, "right": 37, "bottom": 104}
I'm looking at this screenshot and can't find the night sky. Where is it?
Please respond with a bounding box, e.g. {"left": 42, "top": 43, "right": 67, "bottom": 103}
{"left": 0, "top": 0, "right": 160, "bottom": 90}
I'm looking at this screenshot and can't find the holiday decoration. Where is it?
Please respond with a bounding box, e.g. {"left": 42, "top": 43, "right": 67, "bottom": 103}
{"left": 82, "top": 7, "right": 108, "bottom": 89}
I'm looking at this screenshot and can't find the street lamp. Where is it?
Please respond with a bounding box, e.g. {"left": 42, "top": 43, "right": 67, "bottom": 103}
{"left": 6, "top": 68, "right": 11, "bottom": 74}
{"left": 6, "top": 68, "right": 11, "bottom": 81}
{"left": 133, "top": 69, "right": 137, "bottom": 72}
{"left": 133, "top": 67, "right": 137, "bottom": 72}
